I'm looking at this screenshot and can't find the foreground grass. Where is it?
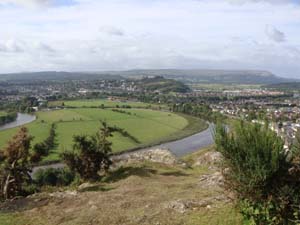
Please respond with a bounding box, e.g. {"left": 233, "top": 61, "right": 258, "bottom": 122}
{"left": 0, "top": 148, "right": 242, "bottom": 225}
{"left": 0, "top": 108, "right": 207, "bottom": 163}
{"left": 0, "top": 214, "right": 26, "bottom": 225}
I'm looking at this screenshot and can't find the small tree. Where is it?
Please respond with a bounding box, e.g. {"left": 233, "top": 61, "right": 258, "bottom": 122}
{"left": 62, "top": 122, "right": 113, "bottom": 181}
{"left": 0, "top": 127, "right": 34, "bottom": 200}
{"left": 215, "top": 121, "right": 300, "bottom": 224}
{"left": 215, "top": 121, "right": 286, "bottom": 198}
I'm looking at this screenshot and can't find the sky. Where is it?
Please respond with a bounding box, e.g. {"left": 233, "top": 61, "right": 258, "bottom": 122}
{"left": 0, "top": 0, "right": 300, "bottom": 78}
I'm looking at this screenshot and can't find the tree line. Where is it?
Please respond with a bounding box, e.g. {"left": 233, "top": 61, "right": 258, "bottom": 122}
{"left": 31, "top": 123, "right": 57, "bottom": 163}
{"left": 171, "top": 103, "right": 225, "bottom": 123}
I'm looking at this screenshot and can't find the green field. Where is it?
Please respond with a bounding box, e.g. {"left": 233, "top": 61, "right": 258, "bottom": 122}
{"left": 48, "top": 99, "right": 157, "bottom": 108}
{"left": 0, "top": 107, "right": 207, "bottom": 163}
{"left": 0, "top": 111, "right": 7, "bottom": 116}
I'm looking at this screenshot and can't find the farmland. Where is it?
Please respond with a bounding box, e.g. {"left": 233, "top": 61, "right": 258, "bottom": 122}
{"left": 48, "top": 99, "right": 156, "bottom": 108}
{"left": 0, "top": 103, "right": 207, "bottom": 163}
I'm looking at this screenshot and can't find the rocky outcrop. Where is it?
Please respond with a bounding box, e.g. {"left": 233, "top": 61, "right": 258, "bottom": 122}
{"left": 165, "top": 195, "right": 228, "bottom": 213}
{"left": 49, "top": 190, "right": 77, "bottom": 199}
{"left": 113, "top": 148, "right": 178, "bottom": 166}
{"left": 193, "top": 151, "right": 223, "bottom": 169}
{"left": 199, "top": 171, "right": 224, "bottom": 188}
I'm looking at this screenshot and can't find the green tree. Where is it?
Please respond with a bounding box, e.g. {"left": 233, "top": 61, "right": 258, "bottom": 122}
{"left": 215, "top": 121, "right": 285, "bottom": 199}
{"left": 62, "top": 122, "right": 113, "bottom": 181}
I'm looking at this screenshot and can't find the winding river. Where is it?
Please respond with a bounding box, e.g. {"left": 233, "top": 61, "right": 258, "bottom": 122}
{"left": 0, "top": 110, "right": 215, "bottom": 176}
{"left": 0, "top": 112, "right": 216, "bottom": 175}
{"left": 154, "top": 123, "right": 215, "bottom": 157}
{"left": 0, "top": 113, "right": 36, "bottom": 131}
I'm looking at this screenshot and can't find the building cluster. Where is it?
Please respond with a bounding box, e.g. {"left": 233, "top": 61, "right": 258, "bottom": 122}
{"left": 189, "top": 89, "right": 285, "bottom": 98}
{"left": 211, "top": 98, "right": 300, "bottom": 150}
{"left": 0, "top": 79, "right": 143, "bottom": 103}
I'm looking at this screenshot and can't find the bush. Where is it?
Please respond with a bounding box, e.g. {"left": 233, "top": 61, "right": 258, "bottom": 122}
{"left": 61, "top": 122, "right": 113, "bottom": 181}
{"left": 22, "top": 183, "right": 39, "bottom": 196}
{"left": 0, "top": 127, "right": 36, "bottom": 200}
{"left": 34, "top": 167, "right": 75, "bottom": 187}
{"left": 215, "top": 121, "right": 300, "bottom": 224}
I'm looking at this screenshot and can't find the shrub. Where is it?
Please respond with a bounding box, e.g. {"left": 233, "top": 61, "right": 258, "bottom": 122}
{"left": 0, "top": 127, "right": 35, "bottom": 200}
{"left": 61, "top": 122, "right": 113, "bottom": 181}
{"left": 34, "top": 167, "right": 75, "bottom": 187}
{"left": 22, "top": 183, "right": 39, "bottom": 196}
{"left": 215, "top": 121, "right": 300, "bottom": 224}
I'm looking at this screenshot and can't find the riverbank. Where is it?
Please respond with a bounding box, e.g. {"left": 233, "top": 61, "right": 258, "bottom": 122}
{"left": 33, "top": 116, "right": 210, "bottom": 169}
{"left": 110, "top": 113, "right": 209, "bottom": 156}
{"left": 33, "top": 111, "right": 208, "bottom": 165}
{"left": 32, "top": 126, "right": 214, "bottom": 178}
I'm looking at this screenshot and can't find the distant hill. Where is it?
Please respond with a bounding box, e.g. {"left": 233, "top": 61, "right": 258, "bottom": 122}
{"left": 107, "top": 69, "right": 296, "bottom": 85}
{"left": 0, "top": 71, "right": 124, "bottom": 81}
{"left": 0, "top": 69, "right": 297, "bottom": 84}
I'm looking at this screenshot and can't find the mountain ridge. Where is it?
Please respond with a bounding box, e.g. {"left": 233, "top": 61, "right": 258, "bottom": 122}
{"left": 0, "top": 69, "right": 297, "bottom": 84}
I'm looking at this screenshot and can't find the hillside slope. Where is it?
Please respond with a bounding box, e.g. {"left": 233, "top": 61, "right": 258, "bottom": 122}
{"left": 136, "top": 76, "right": 191, "bottom": 93}
{"left": 0, "top": 71, "right": 124, "bottom": 81}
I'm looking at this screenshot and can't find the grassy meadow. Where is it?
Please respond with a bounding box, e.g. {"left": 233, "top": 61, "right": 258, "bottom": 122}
{"left": 0, "top": 105, "right": 207, "bottom": 162}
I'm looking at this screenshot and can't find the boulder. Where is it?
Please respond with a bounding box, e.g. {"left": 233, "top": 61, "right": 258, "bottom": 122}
{"left": 78, "top": 182, "right": 94, "bottom": 191}
{"left": 49, "top": 190, "right": 77, "bottom": 199}
{"left": 193, "top": 151, "right": 223, "bottom": 169}
{"left": 199, "top": 171, "right": 224, "bottom": 187}
{"left": 165, "top": 196, "right": 227, "bottom": 213}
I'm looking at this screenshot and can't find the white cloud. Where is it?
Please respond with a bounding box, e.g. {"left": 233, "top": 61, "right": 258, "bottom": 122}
{"left": 0, "top": 0, "right": 51, "bottom": 7}
{"left": 265, "top": 25, "right": 286, "bottom": 43}
{"left": 99, "top": 26, "right": 125, "bottom": 36}
{"left": 0, "top": 39, "right": 24, "bottom": 52}
{"left": 225, "top": 0, "right": 296, "bottom": 5}
{"left": 0, "top": 0, "right": 299, "bottom": 78}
